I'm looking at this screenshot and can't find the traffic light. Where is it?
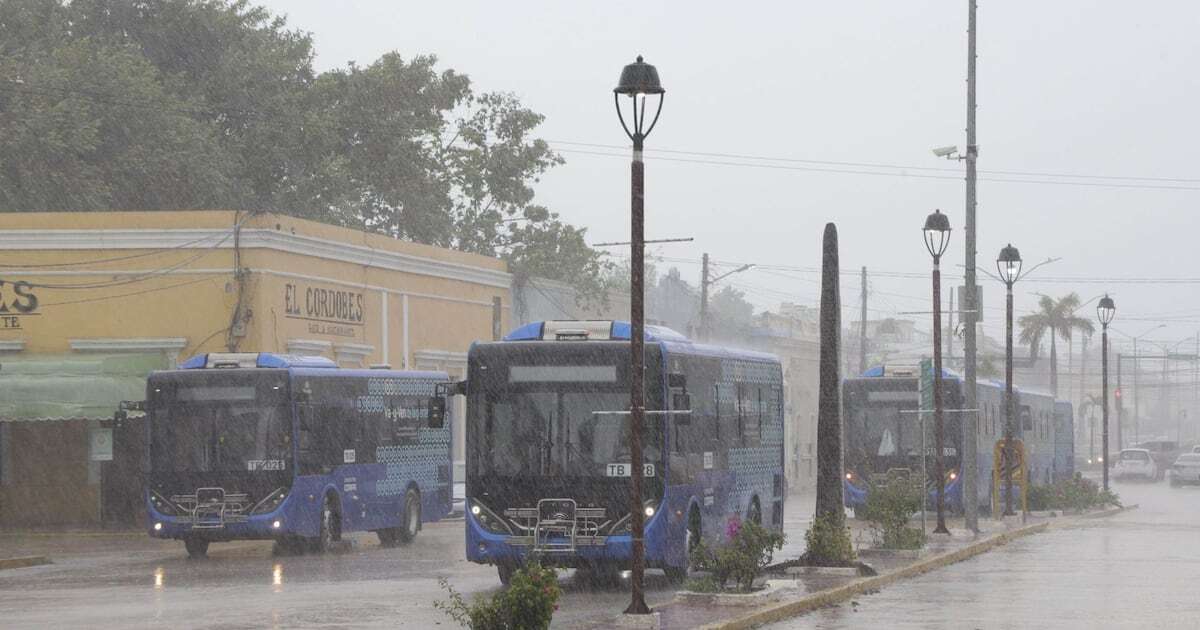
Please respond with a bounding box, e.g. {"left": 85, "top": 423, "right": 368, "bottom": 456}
{"left": 1114, "top": 388, "right": 1122, "bottom": 400}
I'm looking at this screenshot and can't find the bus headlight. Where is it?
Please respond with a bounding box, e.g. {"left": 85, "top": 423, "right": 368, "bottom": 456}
{"left": 470, "top": 500, "right": 512, "bottom": 535}
{"left": 153, "top": 522, "right": 163, "bottom": 531}
{"left": 251, "top": 488, "right": 289, "bottom": 515}
{"left": 949, "top": 471, "right": 958, "bottom": 481}
{"left": 612, "top": 501, "right": 660, "bottom": 533}
{"left": 149, "top": 491, "right": 180, "bottom": 516}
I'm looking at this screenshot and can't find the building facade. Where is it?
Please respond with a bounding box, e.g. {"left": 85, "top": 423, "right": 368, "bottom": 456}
{"left": 0, "top": 211, "right": 510, "bottom": 527}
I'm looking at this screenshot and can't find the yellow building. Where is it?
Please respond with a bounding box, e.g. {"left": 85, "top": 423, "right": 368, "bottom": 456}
{"left": 0, "top": 210, "right": 510, "bottom": 527}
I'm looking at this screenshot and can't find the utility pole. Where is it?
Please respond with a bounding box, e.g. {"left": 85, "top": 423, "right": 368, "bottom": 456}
{"left": 859, "top": 266, "right": 868, "bottom": 375}
{"left": 1162, "top": 352, "right": 1171, "bottom": 437}
{"left": 961, "top": 0, "right": 981, "bottom": 534}
{"left": 1080, "top": 333, "right": 1090, "bottom": 445}
{"left": 1133, "top": 339, "right": 1140, "bottom": 445}
{"left": 948, "top": 286, "right": 956, "bottom": 366}
{"left": 699, "top": 256, "right": 753, "bottom": 343}
{"left": 1117, "top": 353, "right": 1123, "bottom": 452}
{"left": 700, "top": 253, "right": 710, "bottom": 341}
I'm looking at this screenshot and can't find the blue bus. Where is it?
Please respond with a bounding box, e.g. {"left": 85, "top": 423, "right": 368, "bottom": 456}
{"left": 142, "top": 352, "right": 452, "bottom": 558}
{"left": 843, "top": 365, "right": 1073, "bottom": 515}
{"left": 463, "top": 320, "right": 785, "bottom": 584}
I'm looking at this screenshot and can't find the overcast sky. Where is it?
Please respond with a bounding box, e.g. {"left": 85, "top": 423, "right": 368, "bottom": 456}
{"left": 258, "top": 0, "right": 1200, "bottom": 355}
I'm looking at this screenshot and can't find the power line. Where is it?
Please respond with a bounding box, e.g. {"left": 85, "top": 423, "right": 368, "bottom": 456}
{"left": 0, "top": 229, "right": 229, "bottom": 269}
{"left": 8, "top": 80, "right": 1198, "bottom": 193}
{"left": 549, "top": 140, "right": 1200, "bottom": 185}
{"left": 39, "top": 273, "right": 225, "bottom": 308}
{"left": 555, "top": 147, "right": 1200, "bottom": 193}
{"left": 7, "top": 230, "right": 233, "bottom": 290}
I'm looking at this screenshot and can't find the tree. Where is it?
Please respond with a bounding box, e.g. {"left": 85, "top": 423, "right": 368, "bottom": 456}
{"left": 0, "top": 0, "right": 603, "bottom": 293}
{"left": 1018, "top": 293, "right": 1095, "bottom": 396}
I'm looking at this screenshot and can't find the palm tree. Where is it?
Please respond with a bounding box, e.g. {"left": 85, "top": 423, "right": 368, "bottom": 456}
{"left": 1018, "top": 293, "right": 1096, "bottom": 396}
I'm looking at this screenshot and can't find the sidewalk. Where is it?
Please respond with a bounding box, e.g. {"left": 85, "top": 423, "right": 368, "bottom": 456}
{"left": 594, "top": 504, "right": 1125, "bottom": 630}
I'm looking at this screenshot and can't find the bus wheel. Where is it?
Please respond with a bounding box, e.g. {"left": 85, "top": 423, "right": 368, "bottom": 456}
{"left": 273, "top": 536, "right": 304, "bottom": 556}
{"left": 376, "top": 528, "right": 400, "bottom": 548}
{"left": 748, "top": 498, "right": 762, "bottom": 525}
{"left": 579, "top": 562, "right": 620, "bottom": 588}
{"left": 664, "top": 508, "right": 701, "bottom": 583}
{"left": 184, "top": 537, "right": 209, "bottom": 559}
{"left": 397, "top": 488, "right": 421, "bottom": 544}
{"left": 497, "top": 563, "right": 516, "bottom": 586}
{"left": 309, "top": 495, "right": 340, "bottom": 554}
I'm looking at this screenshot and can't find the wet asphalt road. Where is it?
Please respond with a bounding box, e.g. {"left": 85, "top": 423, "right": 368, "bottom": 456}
{"left": 6, "top": 481, "right": 1191, "bottom": 629}
{"left": 0, "top": 492, "right": 815, "bottom": 629}
{"left": 768, "top": 479, "right": 1200, "bottom": 630}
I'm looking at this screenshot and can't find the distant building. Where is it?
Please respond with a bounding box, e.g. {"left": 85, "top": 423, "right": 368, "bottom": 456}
{"left": 0, "top": 211, "right": 510, "bottom": 527}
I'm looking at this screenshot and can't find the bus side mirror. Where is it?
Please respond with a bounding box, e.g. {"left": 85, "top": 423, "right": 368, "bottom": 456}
{"left": 673, "top": 392, "right": 692, "bottom": 426}
{"left": 428, "top": 397, "right": 446, "bottom": 429}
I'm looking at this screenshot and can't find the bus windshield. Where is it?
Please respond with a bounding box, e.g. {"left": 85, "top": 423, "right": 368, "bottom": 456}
{"left": 476, "top": 389, "right": 655, "bottom": 477}
{"left": 149, "top": 373, "right": 291, "bottom": 473}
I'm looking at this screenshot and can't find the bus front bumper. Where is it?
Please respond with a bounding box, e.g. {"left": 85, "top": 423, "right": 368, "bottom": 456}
{"left": 465, "top": 509, "right": 667, "bottom": 568}
{"left": 146, "top": 501, "right": 300, "bottom": 541}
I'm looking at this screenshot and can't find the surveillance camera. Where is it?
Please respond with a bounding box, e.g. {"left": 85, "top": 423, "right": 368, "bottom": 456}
{"left": 931, "top": 145, "right": 959, "bottom": 158}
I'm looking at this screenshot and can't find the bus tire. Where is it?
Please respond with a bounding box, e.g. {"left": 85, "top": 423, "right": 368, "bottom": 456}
{"left": 579, "top": 561, "right": 621, "bottom": 588}
{"left": 184, "top": 537, "right": 209, "bottom": 559}
{"left": 664, "top": 507, "right": 701, "bottom": 583}
{"left": 397, "top": 488, "right": 421, "bottom": 544}
{"left": 497, "top": 563, "right": 516, "bottom": 586}
{"left": 376, "top": 528, "right": 400, "bottom": 548}
{"left": 748, "top": 498, "right": 762, "bottom": 525}
{"left": 309, "top": 494, "right": 340, "bottom": 554}
{"left": 273, "top": 536, "right": 304, "bottom": 556}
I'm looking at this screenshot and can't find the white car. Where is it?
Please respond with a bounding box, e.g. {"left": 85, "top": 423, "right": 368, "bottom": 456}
{"left": 1114, "top": 448, "right": 1158, "bottom": 481}
{"left": 1170, "top": 453, "right": 1200, "bottom": 486}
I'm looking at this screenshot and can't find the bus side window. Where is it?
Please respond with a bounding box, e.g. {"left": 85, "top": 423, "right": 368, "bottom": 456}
{"left": 712, "top": 383, "right": 722, "bottom": 442}
{"left": 735, "top": 383, "right": 745, "bottom": 447}
{"left": 757, "top": 387, "right": 765, "bottom": 444}
{"left": 298, "top": 405, "right": 321, "bottom": 475}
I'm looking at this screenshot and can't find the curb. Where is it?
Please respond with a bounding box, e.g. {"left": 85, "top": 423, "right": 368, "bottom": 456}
{"left": 0, "top": 556, "right": 51, "bottom": 570}
{"left": 1055, "top": 503, "right": 1136, "bottom": 524}
{"left": 695, "top": 521, "right": 1050, "bottom": 630}
{"left": 0, "top": 531, "right": 146, "bottom": 539}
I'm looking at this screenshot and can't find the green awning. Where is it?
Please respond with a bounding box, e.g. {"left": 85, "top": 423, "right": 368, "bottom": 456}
{"left": 0, "top": 353, "right": 168, "bottom": 422}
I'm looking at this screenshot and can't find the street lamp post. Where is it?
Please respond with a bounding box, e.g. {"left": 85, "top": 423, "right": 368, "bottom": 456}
{"left": 997, "top": 244, "right": 1022, "bottom": 516}
{"left": 613, "top": 55, "right": 664, "bottom": 616}
{"left": 923, "top": 210, "right": 951, "bottom": 534}
{"left": 1097, "top": 295, "right": 1116, "bottom": 493}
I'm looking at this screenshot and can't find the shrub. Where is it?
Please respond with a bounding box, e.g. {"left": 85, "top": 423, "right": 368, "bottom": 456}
{"left": 690, "top": 517, "right": 786, "bottom": 593}
{"left": 860, "top": 476, "right": 925, "bottom": 550}
{"left": 801, "top": 511, "right": 856, "bottom": 567}
{"left": 435, "top": 563, "right": 561, "bottom": 630}
{"left": 683, "top": 575, "right": 720, "bottom": 593}
{"left": 1028, "top": 474, "right": 1121, "bottom": 512}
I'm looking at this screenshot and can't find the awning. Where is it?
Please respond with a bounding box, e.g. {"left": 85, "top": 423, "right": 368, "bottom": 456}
{"left": 0, "top": 353, "right": 168, "bottom": 422}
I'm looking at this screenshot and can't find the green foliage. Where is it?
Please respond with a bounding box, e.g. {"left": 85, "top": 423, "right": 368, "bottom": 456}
{"left": 802, "top": 512, "right": 856, "bottom": 567}
{"left": 683, "top": 575, "right": 720, "bottom": 593}
{"left": 860, "top": 476, "right": 925, "bottom": 550}
{"left": 436, "top": 563, "right": 560, "bottom": 630}
{"left": 690, "top": 518, "right": 785, "bottom": 593}
{"left": 0, "top": 0, "right": 604, "bottom": 292}
{"left": 1018, "top": 293, "right": 1095, "bottom": 362}
{"left": 1028, "top": 474, "right": 1121, "bottom": 512}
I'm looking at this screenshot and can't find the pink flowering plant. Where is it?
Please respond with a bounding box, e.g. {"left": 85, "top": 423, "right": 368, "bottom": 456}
{"left": 689, "top": 515, "right": 786, "bottom": 593}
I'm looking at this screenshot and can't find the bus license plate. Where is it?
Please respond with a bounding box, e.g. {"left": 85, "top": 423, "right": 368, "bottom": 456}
{"left": 606, "top": 463, "right": 655, "bottom": 478}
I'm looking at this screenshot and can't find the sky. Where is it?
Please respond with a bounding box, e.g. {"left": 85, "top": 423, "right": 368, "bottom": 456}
{"left": 257, "top": 0, "right": 1200, "bottom": 355}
